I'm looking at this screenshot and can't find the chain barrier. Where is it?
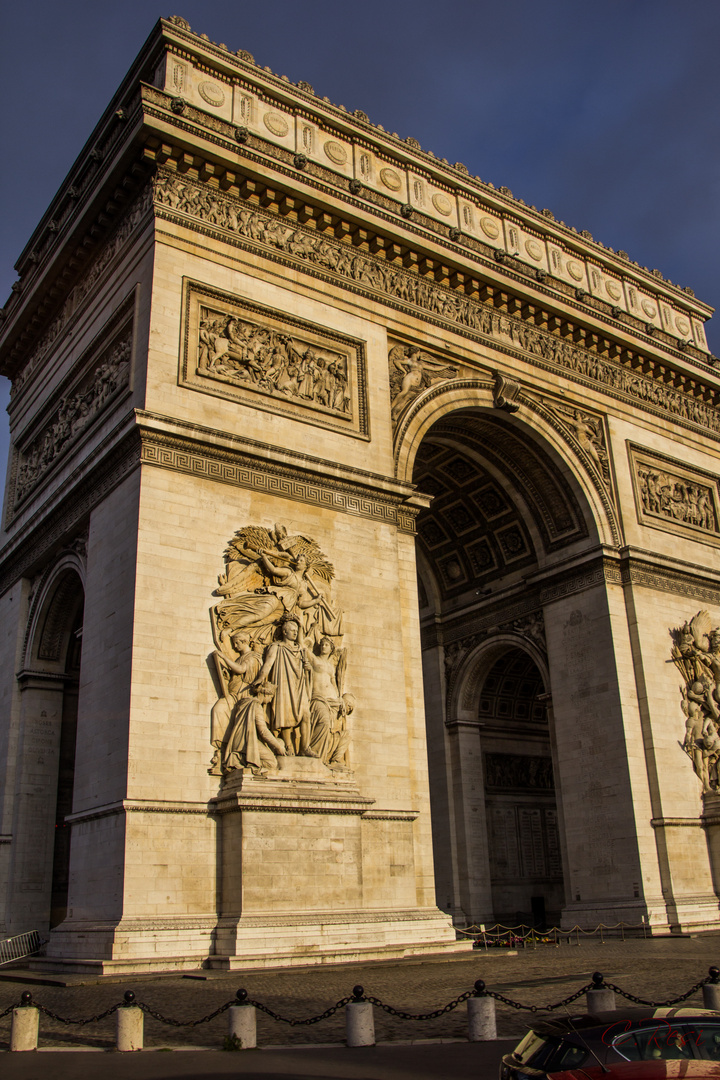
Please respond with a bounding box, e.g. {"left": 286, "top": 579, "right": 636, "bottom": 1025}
{"left": 247, "top": 994, "right": 353, "bottom": 1026}
{"left": 603, "top": 975, "right": 713, "bottom": 1009}
{"left": 0, "top": 968, "right": 717, "bottom": 1033}
{"left": 363, "top": 988, "right": 474, "bottom": 1020}
{"left": 483, "top": 983, "right": 593, "bottom": 1014}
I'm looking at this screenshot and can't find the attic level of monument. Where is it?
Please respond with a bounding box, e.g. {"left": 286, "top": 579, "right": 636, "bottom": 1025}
{"left": 0, "top": 19, "right": 713, "bottom": 383}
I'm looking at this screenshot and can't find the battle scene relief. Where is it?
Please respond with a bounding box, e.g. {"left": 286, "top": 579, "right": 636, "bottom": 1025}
{"left": 209, "top": 524, "right": 354, "bottom": 779}
{"left": 182, "top": 284, "right": 368, "bottom": 437}
{"left": 631, "top": 445, "right": 720, "bottom": 542}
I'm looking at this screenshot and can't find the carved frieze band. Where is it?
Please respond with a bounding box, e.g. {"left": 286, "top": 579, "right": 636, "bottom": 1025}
{"left": 485, "top": 753, "right": 554, "bottom": 790}
{"left": 139, "top": 431, "right": 418, "bottom": 532}
{"left": 423, "top": 557, "right": 720, "bottom": 654}
{"left": 7, "top": 296, "right": 135, "bottom": 521}
{"left": 182, "top": 281, "right": 368, "bottom": 437}
{"left": 153, "top": 170, "right": 720, "bottom": 443}
{"left": 629, "top": 443, "right": 720, "bottom": 545}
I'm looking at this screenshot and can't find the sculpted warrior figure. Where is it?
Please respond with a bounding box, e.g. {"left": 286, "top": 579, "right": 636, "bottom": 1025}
{"left": 671, "top": 611, "right": 720, "bottom": 793}
{"left": 210, "top": 629, "right": 263, "bottom": 771}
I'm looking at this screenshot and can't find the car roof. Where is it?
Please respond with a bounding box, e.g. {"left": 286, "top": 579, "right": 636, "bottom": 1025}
{"left": 529, "top": 1008, "right": 720, "bottom": 1037}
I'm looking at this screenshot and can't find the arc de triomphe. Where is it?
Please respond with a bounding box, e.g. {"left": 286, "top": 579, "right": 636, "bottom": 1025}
{"left": 0, "top": 17, "right": 719, "bottom": 973}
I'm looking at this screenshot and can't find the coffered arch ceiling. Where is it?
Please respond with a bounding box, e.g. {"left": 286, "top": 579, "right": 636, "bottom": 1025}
{"left": 413, "top": 409, "right": 591, "bottom": 602}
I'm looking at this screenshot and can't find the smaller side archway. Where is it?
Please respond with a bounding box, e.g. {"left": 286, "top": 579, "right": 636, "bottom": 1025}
{"left": 8, "top": 556, "right": 86, "bottom": 933}
{"left": 431, "top": 634, "right": 567, "bottom": 928}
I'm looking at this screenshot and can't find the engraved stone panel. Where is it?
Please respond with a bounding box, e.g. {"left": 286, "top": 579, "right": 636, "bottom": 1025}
{"left": 181, "top": 282, "right": 368, "bottom": 438}
{"left": 629, "top": 443, "right": 720, "bottom": 544}
{"left": 9, "top": 300, "right": 134, "bottom": 514}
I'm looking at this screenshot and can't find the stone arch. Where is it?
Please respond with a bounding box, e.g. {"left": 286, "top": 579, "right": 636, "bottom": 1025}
{"left": 395, "top": 381, "right": 620, "bottom": 549}
{"left": 450, "top": 633, "right": 550, "bottom": 725}
{"left": 23, "top": 551, "right": 86, "bottom": 674}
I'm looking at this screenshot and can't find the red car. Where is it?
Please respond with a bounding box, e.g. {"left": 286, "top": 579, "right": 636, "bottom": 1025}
{"left": 501, "top": 1008, "right": 720, "bottom": 1079}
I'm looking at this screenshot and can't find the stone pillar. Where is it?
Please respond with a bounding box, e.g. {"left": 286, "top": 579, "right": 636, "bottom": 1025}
{"left": 10, "top": 997, "right": 39, "bottom": 1051}
{"left": 117, "top": 994, "right": 143, "bottom": 1051}
{"left": 703, "top": 794, "right": 720, "bottom": 898}
{"left": 228, "top": 992, "right": 257, "bottom": 1049}
{"left": 467, "top": 985, "right": 497, "bottom": 1041}
{"left": 6, "top": 674, "right": 66, "bottom": 933}
{"left": 445, "top": 719, "right": 493, "bottom": 924}
{"left": 346, "top": 991, "right": 375, "bottom": 1046}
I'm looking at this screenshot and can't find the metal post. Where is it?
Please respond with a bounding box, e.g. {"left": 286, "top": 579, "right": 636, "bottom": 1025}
{"left": 468, "top": 981, "right": 497, "bottom": 1041}
{"left": 116, "top": 991, "right": 143, "bottom": 1052}
{"left": 346, "top": 987, "right": 375, "bottom": 1047}
{"left": 10, "top": 992, "right": 39, "bottom": 1052}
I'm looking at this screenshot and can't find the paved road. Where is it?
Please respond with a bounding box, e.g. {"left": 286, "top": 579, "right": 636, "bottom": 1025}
{"left": 0, "top": 1040, "right": 520, "bottom": 1079}
{"left": 0, "top": 934, "right": 718, "bottom": 1075}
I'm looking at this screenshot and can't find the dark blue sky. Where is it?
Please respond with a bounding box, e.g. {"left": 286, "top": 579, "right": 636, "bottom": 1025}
{"left": 1, "top": 0, "right": 718, "bottom": 487}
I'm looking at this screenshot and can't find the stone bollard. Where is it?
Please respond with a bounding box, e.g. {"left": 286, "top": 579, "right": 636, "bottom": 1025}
{"left": 586, "top": 972, "right": 616, "bottom": 1015}
{"left": 116, "top": 991, "right": 144, "bottom": 1051}
{"left": 10, "top": 992, "right": 39, "bottom": 1051}
{"left": 703, "top": 967, "right": 720, "bottom": 1011}
{"left": 346, "top": 986, "right": 375, "bottom": 1047}
{"left": 228, "top": 989, "right": 257, "bottom": 1049}
{"left": 468, "top": 981, "right": 497, "bottom": 1041}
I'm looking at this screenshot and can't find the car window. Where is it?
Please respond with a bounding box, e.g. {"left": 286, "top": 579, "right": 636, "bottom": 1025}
{"left": 687, "top": 1022, "right": 720, "bottom": 1060}
{"left": 547, "top": 1040, "right": 589, "bottom": 1070}
{"left": 613, "top": 1024, "right": 693, "bottom": 1061}
{"left": 512, "top": 1030, "right": 561, "bottom": 1067}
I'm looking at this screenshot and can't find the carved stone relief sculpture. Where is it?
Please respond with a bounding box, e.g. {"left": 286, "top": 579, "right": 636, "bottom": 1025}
{"left": 155, "top": 170, "right": 720, "bottom": 440}
{"left": 630, "top": 445, "right": 720, "bottom": 543}
{"left": 198, "top": 308, "right": 351, "bottom": 412}
{"left": 546, "top": 401, "right": 610, "bottom": 485}
{"left": 12, "top": 328, "right": 132, "bottom": 508}
{"left": 182, "top": 283, "right": 367, "bottom": 437}
{"left": 209, "top": 524, "right": 353, "bottom": 779}
{"left": 388, "top": 342, "right": 458, "bottom": 424}
{"left": 670, "top": 611, "right": 720, "bottom": 793}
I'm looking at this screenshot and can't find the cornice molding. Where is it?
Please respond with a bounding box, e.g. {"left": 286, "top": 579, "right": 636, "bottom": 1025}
{"left": 138, "top": 425, "right": 419, "bottom": 533}
{"left": 149, "top": 169, "right": 720, "bottom": 448}
{"left": 148, "top": 26, "right": 710, "bottom": 322}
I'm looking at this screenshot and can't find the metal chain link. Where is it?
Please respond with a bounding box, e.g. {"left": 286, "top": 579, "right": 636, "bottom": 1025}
{"left": 604, "top": 976, "right": 710, "bottom": 1009}
{"left": 136, "top": 999, "right": 234, "bottom": 1027}
{"left": 363, "top": 989, "right": 474, "bottom": 1020}
{"left": 35, "top": 1002, "right": 121, "bottom": 1026}
{"left": 485, "top": 983, "right": 593, "bottom": 1013}
{"left": 247, "top": 995, "right": 353, "bottom": 1026}
{"left": 0, "top": 1003, "right": 16, "bottom": 1021}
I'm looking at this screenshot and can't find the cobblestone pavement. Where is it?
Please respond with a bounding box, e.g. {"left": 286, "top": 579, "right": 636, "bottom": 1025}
{"left": 0, "top": 935, "right": 719, "bottom": 1052}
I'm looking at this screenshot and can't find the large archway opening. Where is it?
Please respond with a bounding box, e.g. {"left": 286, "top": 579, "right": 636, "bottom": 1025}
{"left": 412, "top": 406, "right": 597, "bottom": 927}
